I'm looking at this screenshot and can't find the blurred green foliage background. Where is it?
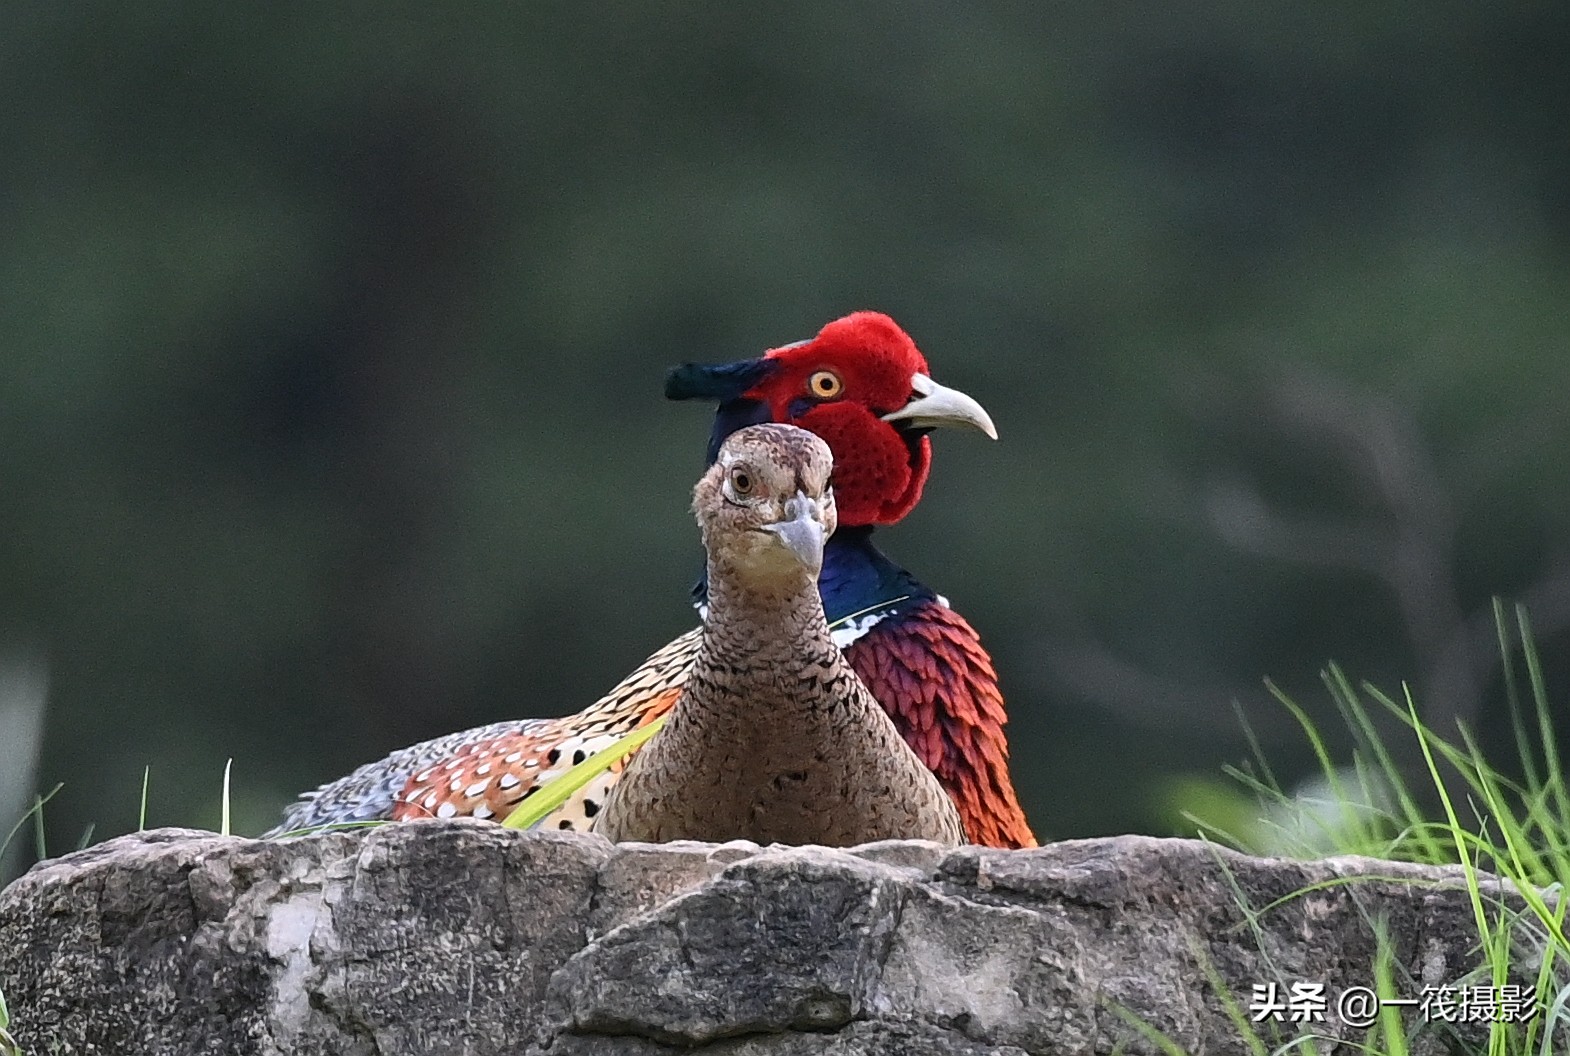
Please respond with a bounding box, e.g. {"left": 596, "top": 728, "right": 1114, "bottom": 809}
{"left": 2, "top": 2, "right": 1567, "bottom": 874}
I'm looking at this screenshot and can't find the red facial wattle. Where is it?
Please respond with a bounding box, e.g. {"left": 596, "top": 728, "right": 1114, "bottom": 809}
{"left": 743, "top": 311, "right": 937, "bottom": 527}
{"left": 790, "top": 401, "right": 931, "bottom": 526}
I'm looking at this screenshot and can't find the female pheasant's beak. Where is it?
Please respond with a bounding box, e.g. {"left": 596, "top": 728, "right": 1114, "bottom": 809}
{"left": 880, "top": 374, "right": 999, "bottom": 440}
{"left": 760, "top": 491, "right": 827, "bottom": 576}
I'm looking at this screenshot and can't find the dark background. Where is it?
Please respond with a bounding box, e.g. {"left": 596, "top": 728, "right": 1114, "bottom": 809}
{"left": 3, "top": 2, "right": 1567, "bottom": 876}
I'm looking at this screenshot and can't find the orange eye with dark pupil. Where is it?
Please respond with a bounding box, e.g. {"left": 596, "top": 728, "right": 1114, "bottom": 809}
{"left": 807, "top": 370, "right": 843, "bottom": 398}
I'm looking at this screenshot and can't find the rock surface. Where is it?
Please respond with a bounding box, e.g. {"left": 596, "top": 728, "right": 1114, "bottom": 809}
{"left": 0, "top": 822, "right": 1550, "bottom": 1055}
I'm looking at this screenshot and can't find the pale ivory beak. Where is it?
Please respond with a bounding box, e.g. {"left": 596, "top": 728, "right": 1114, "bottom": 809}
{"left": 761, "top": 491, "right": 827, "bottom": 575}
{"left": 880, "top": 374, "right": 999, "bottom": 440}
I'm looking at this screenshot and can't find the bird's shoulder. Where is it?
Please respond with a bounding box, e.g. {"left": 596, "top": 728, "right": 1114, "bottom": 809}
{"left": 844, "top": 597, "right": 1037, "bottom": 849}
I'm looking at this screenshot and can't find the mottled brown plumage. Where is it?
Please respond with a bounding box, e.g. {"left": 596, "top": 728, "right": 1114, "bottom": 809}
{"left": 593, "top": 423, "right": 966, "bottom": 847}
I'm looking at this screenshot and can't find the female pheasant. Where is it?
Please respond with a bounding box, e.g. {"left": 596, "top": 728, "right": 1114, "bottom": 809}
{"left": 269, "top": 312, "right": 1035, "bottom": 847}
{"left": 595, "top": 424, "right": 964, "bottom": 846}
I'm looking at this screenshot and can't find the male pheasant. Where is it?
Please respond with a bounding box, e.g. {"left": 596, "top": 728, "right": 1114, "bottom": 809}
{"left": 269, "top": 311, "right": 1035, "bottom": 847}
{"left": 595, "top": 424, "right": 964, "bottom": 846}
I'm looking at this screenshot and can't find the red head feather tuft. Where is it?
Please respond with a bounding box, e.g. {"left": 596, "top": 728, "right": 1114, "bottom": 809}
{"left": 745, "top": 311, "right": 934, "bottom": 527}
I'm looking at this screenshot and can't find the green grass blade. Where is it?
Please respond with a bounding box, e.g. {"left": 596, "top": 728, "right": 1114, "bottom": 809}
{"left": 138, "top": 766, "right": 150, "bottom": 832}
{"left": 0, "top": 978, "right": 18, "bottom": 1056}
{"left": 30, "top": 793, "right": 46, "bottom": 863}
{"left": 221, "top": 758, "right": 233, "bottom": 837}
{"left": 1517, "top": 606, "right": 1568, "bottom": 825}
{"left": 1495, "top": 597, "right": 1542, "bottom": 793}
{"left": 1404, "top": 683, "right": 1494, "bottom": 953}
{"left": 502, "top": 716, "right": 667, "bottom": 830}
{"left": 1222, "top": 763, "right": 1288, "bottom": 804}
{"left": 1104, "top": 1005, "right": 1191, "bottom": 1056}
{"left": 1267, "top": 679, "right": 1347, "bottom": 806}
{"left": 1538, "top": 980, "right": 1570, "bottom": 1056}
{"left": 1235, "top": 698, "right": 1283, "bottom": 795}
{"left": 1370, "top": 928, "right": 1411, "bottom": 1056}
{"left": 1179, "top": 810, "right": 1249, "bottom": 851}
{"left": 1, "top": 784, "right": 61, "bottom": 866}
{"left": 1457, "top": 725, "right": 1547, "bottom": 886}
{"left": 1334, "top": 675, "right": 1439, "bottom": 861}
{"left": 1189, "top": 936, "right": 1270, "bottom": 1056}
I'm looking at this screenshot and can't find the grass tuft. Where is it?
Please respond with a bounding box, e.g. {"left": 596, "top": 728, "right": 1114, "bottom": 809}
{"left": 1171, "top": 602, "right": 1568, "bottom": 1055}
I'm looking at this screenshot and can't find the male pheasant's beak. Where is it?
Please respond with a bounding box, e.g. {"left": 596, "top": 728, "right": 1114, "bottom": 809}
{"left": 760, "top": 491, "right": 827, "bottom": 575}
{"left": 880, "top": 374, "right": 999, "bottom": 440}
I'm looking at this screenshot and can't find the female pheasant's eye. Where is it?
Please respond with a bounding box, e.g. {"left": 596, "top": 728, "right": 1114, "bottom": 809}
{"left": 807, "top": 370, "right": 843, "bottom": 399}
{"left": 729, "top": 468, "right": 754, "bottom": 496}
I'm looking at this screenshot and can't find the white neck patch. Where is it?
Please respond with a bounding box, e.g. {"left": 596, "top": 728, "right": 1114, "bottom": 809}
{"left": 829, "top": 609, "right": 892, "bottom": 648}
{"left": 695, "top": 598, "right": 901, "bottom": 648}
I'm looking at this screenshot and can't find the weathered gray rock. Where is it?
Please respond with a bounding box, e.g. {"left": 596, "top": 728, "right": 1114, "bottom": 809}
{"left": 0, "top": 822, "right": 1553, "bottom": 1055}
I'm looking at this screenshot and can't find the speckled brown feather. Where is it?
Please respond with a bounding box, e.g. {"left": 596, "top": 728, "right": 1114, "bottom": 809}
{"left": 593, "top": 424, "right": 966, "bottom": 847}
